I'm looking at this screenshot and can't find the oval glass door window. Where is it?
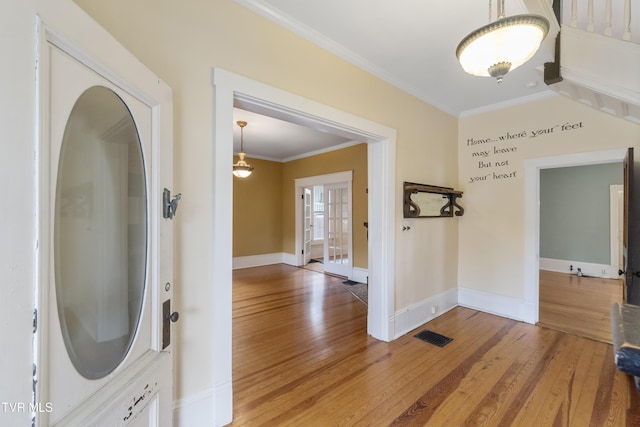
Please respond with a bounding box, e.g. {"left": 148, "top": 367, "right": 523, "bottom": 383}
{"left": 54, "top": 86, "right": 147, "bottom": 380}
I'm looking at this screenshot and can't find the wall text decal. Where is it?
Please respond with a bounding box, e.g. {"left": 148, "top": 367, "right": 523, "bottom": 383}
{"left": 465, "top": 121, "right": 584, "bottom": 184}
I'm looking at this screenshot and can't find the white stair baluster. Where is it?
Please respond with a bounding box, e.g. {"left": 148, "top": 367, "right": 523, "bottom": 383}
{"left": 623, "top": 0, "right": 631, "bottom": 41}
{"left": 605, "top": 0, "right": 613, "bottom": 36}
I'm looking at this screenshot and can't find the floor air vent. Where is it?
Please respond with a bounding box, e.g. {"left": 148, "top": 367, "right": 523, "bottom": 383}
{"left": 414, "top": 330, "right": 453, "bottom": 347}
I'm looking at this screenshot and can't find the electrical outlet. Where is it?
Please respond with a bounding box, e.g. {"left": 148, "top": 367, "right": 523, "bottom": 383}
{"left": 431, "top": 306, "right": 437, "bottom": 314}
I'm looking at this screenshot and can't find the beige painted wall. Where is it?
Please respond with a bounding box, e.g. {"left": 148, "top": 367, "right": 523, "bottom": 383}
{"left": 233, "top": 157, "right": 283, "bottom": 257}
{"left": 458, "top": 95, "right": 640, "bottom": 301}
{"left": 282, "top": 143, "right": 369, "bottom": 268}
{"left": 75, "top": 0, "right": 458, "bottom": 405}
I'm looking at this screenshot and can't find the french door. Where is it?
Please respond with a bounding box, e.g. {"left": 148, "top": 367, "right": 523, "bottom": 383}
{"left": 35, "top": 14, "right": 174, "bottom": 426}
{"left": 303, "top": 187, "right": 313, "bottom": 265}
{"left": 323, "top": 182, "right": 352, "bottom": 277}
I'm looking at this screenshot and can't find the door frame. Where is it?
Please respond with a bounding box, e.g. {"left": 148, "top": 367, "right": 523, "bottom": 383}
{"left": 294, "top": 171, "right": 353, "bottom": 270}
{"left": 611, "top": 184, "right": 624, "bottom": 273}
{"left": 211, "top": 68, "right": 397, "bottom": 424}
{"left": 524, "top": 148, "right": 626, "bottom": 324}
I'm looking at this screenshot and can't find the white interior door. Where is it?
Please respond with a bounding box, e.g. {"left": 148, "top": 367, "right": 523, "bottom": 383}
{"left": 303, "top": 187, "right": 312, "bottom": 265}
{"left": 35, "top": 16, "right": 174, "bottom": 427}
{"left": 323, "top": 182, "right": 352, "bottom": 277}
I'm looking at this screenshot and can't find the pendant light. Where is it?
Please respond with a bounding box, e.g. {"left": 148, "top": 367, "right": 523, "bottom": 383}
{"left": 233, "top": 120, "right": 254, "bottom": 178}
{"left": 456, "top": 0, "right": 549, "bottom": 83}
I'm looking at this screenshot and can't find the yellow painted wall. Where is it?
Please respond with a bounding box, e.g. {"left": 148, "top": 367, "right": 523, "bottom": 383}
{"left": 233, "top": 157, "right": 282, "bottom": 257}
{"left": 282, "top": 143, "right": 368, "bottom": 268}
{"left": 232, "top": 144, "right": 368, "bottom": 268}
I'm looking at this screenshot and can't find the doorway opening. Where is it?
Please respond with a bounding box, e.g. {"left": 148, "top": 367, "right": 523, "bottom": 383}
{"left": 524, "top": 148, "right": 627, "bottom": 326}
{"left": 304, "top": 185, "right": 326, "bottom": 268}
{"left": 295, "top": 171, "right": 356, "bottom": 279}
{"left": 212, "top": 68, "right": 397, "bottom": 423}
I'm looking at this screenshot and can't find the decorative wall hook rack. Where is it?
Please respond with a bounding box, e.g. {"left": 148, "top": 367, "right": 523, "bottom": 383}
{"left": 403, "top": 182, "right": 464, "bottom": 218}
{"left": 163, "top": 188, "right": 182, "bottom": 220}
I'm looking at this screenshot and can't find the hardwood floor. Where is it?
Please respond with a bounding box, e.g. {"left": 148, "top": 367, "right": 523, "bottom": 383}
{"left": 538, "top": 270, "right": 624, "bottom": 343}
{"left": 231, "top": 264, "right": 639, "bottom": 426}
{"left": 301, "top": 260, "right": 324, "bottom": 273}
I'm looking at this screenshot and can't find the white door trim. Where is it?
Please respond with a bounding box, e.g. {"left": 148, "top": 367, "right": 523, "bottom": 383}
{"left": 294, "top": 171, "right": 353, "bottom": 267}
{"left": 524, "top": 148, "right": 626, "bottom": 324}
{"left": 611, "top": 184, "right": 624, "bottom": 273}
{"left": 211, "top": 68, "right": 397, "bottom": 425}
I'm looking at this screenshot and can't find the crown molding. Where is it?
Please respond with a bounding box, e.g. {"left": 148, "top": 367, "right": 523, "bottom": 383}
{"left": 459, "top": 89, "right": 558, "bottom": 118}
{"left": 233, "top": 0, "right": 458, "bottom": 117}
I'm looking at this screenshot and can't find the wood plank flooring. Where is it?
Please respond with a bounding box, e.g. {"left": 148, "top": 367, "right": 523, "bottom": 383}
{"left": 231, "top": 264, "right": 638, "bottom": 426}
{"left": 538, "top": 270, "right": 624, "bottom": 343}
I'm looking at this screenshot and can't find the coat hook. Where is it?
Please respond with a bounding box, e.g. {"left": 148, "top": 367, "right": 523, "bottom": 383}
{"left": 163, "top": 188, "right": 182, "bottom": 220}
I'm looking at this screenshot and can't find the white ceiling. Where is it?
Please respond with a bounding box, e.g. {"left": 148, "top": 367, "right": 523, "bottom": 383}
{"left": 233, "top": 0, "right": 558, "bottom": 161}
{"left": 232, "top": 108, "right": 355, "bottom": 161}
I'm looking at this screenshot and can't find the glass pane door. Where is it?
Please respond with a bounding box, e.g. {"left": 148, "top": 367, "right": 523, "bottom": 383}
{"left": 324, "top": 182, "right": 351, "bottom": 277}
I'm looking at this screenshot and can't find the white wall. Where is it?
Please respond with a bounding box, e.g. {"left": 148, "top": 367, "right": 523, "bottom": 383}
{"left": 458, "top": 94, "right": 640, "bottom": 320}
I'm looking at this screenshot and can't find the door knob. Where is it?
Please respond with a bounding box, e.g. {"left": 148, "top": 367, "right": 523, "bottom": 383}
{"left": 619, "top": 269, "right": 625, "bottom": 276}
{"left": 169, "top": 311, "right": 179, "bottom": 323}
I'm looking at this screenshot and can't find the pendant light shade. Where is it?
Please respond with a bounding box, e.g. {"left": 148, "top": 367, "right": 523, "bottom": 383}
{"left": 233, "top": 120, "right": 254, "bottom": 178}
{"left": 456, "top": 0, "right": 549, "bottom": 82}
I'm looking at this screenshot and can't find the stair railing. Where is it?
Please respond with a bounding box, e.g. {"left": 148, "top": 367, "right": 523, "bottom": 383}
{"left": 565, "top": 0, "right": 635, "bottom": 42}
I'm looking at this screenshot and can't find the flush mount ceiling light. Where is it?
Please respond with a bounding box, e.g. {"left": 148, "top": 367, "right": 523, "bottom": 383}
{"left": 456, "top": 0, "right": 549, "bottom": 83}
{"left": 232, "top": 120, "right": 254, "bottom": 178}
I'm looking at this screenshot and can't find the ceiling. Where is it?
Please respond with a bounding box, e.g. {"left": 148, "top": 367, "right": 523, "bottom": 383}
{"left": 233, "top": 0, "right": 558, "bottom": 161}
{"left": 233, "top": 108, "right": 355, "bottom": 161}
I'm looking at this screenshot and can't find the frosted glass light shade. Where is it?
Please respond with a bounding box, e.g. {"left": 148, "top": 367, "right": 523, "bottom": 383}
{"left": 233, "top": 152, "right": 253, "bottom": 178}
{"left": 456, "top": 14, "right": 549, "bottom": 81}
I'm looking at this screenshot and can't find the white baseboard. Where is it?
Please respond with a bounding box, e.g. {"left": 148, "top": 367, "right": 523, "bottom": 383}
{"left": 232, "top": 254, "right": 368, "bottom": 280}
{"left": 232, "top": 253, "right": 297, "bottom": 270}
{"left": 214, "top": 380, "right": 233, "bottom": 427}
{"left": 351, "top": 267, "right": 368, "bottom": 284}
{"left": 282, "top": 252, "right": 298, "bottom": 267}
{"left": 174, "top": 387, "right": 215, "bottom": 427}
{"left": 540, "top": 257, "right": 616, "bottom": 279}
{"left": 173, "top": 381, "right": 232, "bottom": 427}
{"left": 458, "top": 287, "right": 536, "bottom": 323}
{"left": 394, "top": 288, "right": 458, "bottom": 338}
